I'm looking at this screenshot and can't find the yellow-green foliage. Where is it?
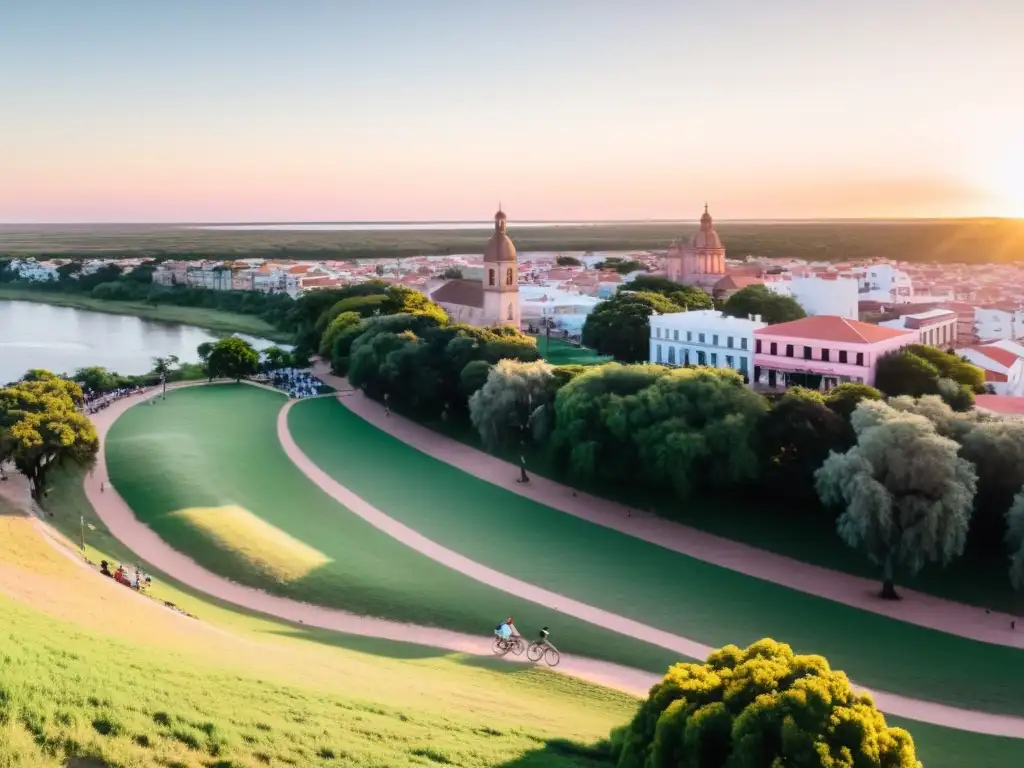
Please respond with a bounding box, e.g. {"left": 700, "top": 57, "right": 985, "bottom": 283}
{"left": 613, "top": 639, "right": 920, "bottom": 768}
{"left": 171, "top": 505, "right": 331, "bottom": 583}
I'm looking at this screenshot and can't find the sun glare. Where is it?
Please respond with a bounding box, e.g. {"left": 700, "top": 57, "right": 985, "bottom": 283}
{"left": 985, "top": 147, "right": 1024, "bottom": 218}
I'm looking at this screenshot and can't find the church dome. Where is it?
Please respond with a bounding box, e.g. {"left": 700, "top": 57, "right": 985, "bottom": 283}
{"left": 484, "top": 207, "right": 517, "bottom": 263}
{"left": 690, "top": 204, "right": 723, "bottom": 249}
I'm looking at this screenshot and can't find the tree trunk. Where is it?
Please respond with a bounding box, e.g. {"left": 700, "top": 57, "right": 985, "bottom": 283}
{"left": 880, "top": 553, "right": 900, "bottom": 600}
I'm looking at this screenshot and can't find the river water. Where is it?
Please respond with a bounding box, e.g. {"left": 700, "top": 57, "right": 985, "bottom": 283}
{"left": 0, "top": 300, "right": 278, "bottom": 385}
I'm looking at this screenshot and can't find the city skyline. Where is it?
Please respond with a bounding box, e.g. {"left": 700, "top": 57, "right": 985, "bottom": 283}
{"left": 2, "top": 0, "right": 1022, "bottom": 223}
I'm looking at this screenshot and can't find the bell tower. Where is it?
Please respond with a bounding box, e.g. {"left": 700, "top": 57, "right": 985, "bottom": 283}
{"left": 482, "top": 206, "right": 520, "bottom": 327}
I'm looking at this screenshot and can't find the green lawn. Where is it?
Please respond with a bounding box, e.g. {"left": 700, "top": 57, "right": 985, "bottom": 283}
{"left": 0, "top": 286, "right": 292, "bottom": 343}
{"left": 289, "top": 397, "right": 1024, "bottom": 717}
{"left": 104, "top": 385, "right": 679, "bottom": 674}
{"left": 530, "top": 335, "right": 612, "bottom": 366}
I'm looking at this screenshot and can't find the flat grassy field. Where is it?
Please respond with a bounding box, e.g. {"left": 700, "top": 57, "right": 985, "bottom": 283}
{"left": 0, "top": 286, "right": 292, "bottom": 342}
{"left": 531, "top": 335, "right": 612, "bottom": 366}
{"left": 0, "top": 505, "right": 638, "bottom": 767}
{"left": 3, "top": 218, "right": 1022, "bottom": 263}
{"left": 103, "top": 384, "right": 679, "bottom": 673}
{"left": 289, "top": 397, "right": 1024, "bottom": 717}
{"left": 5, "top": 467, "right": 1023, "bottom": 765}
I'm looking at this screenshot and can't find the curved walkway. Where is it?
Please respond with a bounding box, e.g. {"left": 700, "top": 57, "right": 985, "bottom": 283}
{"left": 316, "top": 364, "right": 1024, "bottom": 650}
{"left": 83, "top": 384, "right": 1024, "bottom": 737}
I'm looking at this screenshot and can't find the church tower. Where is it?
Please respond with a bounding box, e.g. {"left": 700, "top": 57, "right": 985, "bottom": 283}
{"left": 666, "top": 204, "right": 726, "bottom": 290}
{"left": 482, "top": 206, "right": 521, "bottom": 327}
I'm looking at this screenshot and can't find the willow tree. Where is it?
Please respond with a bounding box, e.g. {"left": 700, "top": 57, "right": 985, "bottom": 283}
{"left": 468, "top": 359, "right": 554, "bottom": 450}
{"left": 613, "top": 639, "right": 919, "bottom": 768}
{"left": 0, "top": 372, "right": 99, "bottom": 500}
{"left": 815, "top": 400, "right": 976, "bottom": 599}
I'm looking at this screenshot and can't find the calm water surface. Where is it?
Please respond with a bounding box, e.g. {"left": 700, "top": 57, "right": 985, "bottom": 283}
{"left": 0, "top": 301, "right": 278, "bottom": 385}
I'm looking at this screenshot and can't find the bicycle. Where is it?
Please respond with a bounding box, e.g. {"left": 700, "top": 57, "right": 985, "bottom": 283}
{"left": 526, "top": 640, "right": 560, "bottom": 667}
{"left": 492, "top": 634, "right": 525, "bottom": 656}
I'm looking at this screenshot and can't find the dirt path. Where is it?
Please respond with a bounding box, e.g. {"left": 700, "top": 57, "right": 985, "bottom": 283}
{"left": 318, "top": 364, "right": 1024, "bottom": 651}
{"left": 77, "top": 384, "right": 1024, "bottom": 736}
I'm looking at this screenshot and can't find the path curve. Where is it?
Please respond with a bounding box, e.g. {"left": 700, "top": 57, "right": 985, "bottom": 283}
{"left": 83, "top": 384, "right": 1024, "bottom": 737}
{"left": 82, "top": 386, "right": 656, "bottom": 696}
{"left": 317, "top": 363, "right": 1024, "bottom": 651}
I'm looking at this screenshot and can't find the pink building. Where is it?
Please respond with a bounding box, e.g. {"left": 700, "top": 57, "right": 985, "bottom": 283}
{"left": 754, "top": 316, "right": 916, "bottom": 390}
{"left": 666, "top": 204, "right": 726, "bottom": 290}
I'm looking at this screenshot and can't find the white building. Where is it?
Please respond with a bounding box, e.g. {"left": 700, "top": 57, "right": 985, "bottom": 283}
{"left": 649, "top": 310, "right": 766, "bottom": 383}
{"left": 519, "top": 285, "right": 600, "bottom": 334}
{"left": 858, "top": 264, "right": 914, "bottom": 303}
{"left": 879, "top": 308, "right": 958, "bottom": 348}
{"left": 9, "top": 258, "right": 58, "bottom": 282}
{"left": 764, "top": 275, "right": 859, "bottom": 319}
{"left": 974, "top": 307, "right": 1024, "bottom": 341}
{"left": 957, "top": 341, "right": 1024, "bottom": 396}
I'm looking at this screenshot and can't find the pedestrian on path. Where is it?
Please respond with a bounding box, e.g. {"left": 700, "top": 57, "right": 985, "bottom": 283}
{"left": 384, "top": 393, "right": 390, "bottom": 417}
{"left": 517, "top": 455, "right": 529, "bottom": 484}
{"left": 100, "top": 481, "right": 105, "bottom": 493}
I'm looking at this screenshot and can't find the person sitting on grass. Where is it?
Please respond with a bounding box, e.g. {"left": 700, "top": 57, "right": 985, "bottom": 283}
{"left": 99, "top": 560, "right": 112, "bottom": 578}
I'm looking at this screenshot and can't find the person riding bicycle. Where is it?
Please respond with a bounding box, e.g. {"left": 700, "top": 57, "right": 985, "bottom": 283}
{"left": 494, "top": 617, "right": 516, "bottom": 641}
{"left": 538, "top": 626, "right": 550, "bottom": 644}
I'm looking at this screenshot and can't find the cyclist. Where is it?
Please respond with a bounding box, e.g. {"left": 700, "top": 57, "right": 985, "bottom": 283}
{"left": 494, "top": 617, "right": 516, "bottom": 641}
{"left": 537, "top": 626, "right": 551, "bottom": 645}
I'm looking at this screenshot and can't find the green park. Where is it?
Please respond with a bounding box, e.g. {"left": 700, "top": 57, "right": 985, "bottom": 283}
{"left": 4, "top": 280, "right": 1024, "bottom": 768}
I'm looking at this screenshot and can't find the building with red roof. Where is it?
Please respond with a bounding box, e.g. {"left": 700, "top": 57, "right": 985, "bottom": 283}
{"left": 753, "top": 316, "right": 916, "bottom": 390}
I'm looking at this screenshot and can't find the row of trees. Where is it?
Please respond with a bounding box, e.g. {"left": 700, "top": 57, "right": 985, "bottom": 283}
{"left": 463, "top": 355, "right": 1024, "bottom": 598}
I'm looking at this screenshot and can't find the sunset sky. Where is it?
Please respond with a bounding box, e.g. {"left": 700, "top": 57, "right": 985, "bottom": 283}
{"left": 1, "top": 0, "right": 1022, "bottom": 223}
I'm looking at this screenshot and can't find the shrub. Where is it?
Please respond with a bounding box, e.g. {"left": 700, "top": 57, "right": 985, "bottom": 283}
{"left": 613, "top": 639, "right": 919, "bottom": 768}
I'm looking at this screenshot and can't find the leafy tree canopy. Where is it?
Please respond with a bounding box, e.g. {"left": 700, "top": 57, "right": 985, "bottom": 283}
{"left": 555, "top": 255, "right": 582, "bottom": 266}
{"left": 824, "top": 382, "right": 883, "bottom": 420}
{"left": 206, "top": 337, "right": 260, "bottom": 382}
{"left": 469, "top": 360, "right": 555, "bottom": 451}
{"left": 613, "top": 638, "right": 919, "bottom": 768}
{"left": 721, "top": 283, "right": 806, "bottom": 324}
{"left": 581, "top": 291, "right": 681, "bottom": 363}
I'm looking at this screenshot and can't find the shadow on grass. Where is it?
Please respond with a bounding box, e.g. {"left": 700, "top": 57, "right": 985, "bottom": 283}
{"left": 264, "top": 626, "right": 451, "bottom": 660}
{"left": 496, "top": 738, "right": 615, "bottom": 767}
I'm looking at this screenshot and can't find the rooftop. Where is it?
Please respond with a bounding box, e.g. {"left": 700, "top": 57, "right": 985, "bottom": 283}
{"left": 651, "top": 309, "right": 767, "bottom": 330}
{"left": 430, "top": 278, "right": 484, "bottom": 308}
{"left": 755, "top": 315, "right": 915, "bottom": 344}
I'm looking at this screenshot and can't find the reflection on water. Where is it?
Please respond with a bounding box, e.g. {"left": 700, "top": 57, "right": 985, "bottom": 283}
{"left": 0, "top": 300, "right": 281, "bottom": 385}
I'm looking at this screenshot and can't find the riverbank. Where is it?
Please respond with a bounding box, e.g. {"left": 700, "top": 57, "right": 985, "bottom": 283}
{"left": 0, "top": 287, "right": 293, "bottom": 343}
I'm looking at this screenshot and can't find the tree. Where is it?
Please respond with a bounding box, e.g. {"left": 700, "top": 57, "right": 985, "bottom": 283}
{"left": 374, "top": 263, "right": 385, "bottom": 276}
{"left": 261, "top": 345, "right": 290, "bottom": 373}
{"left": 318, "top": 311, "right": 361, "bottom": 358}
{"left": 459, "top": 360, "right": 492, "bottom": 399}
{"left": 613, "top": 638, "right": 919, "bottom": 768}
{"left": 721, "top": 284, "right": 806, "bottom": 324}
{"left": 206, "top": 338, "right": 259, "bottom": 382}
{"left": 758, "top": 390, "right": 852, "bottom": 499}
{"left": 196, "top": 342, "right": 215, "bottom": 365}
{"left": 380, "top": 285, "right": 448, "bottom": 326}
{"left": 621, "top": 275, "right": 714, "bottom": 311}
{"left": 469, "top": 360, "right": 555, "bottom": 451}
{"left": 441, "top": 266, "right": 464, "bottom": 279}
{"left": 1008, "top": 490, "right": 1024, "bottom": 590}
{"left": 0, "top": 373, "right": 99, "bottom": 501}
{"left": 73, "top": 366, "right": 118, "bottom": 395}
{"left": 555, "top": 255, "right": 582, "bottom": 266}
{"left": 875, "top": 350, "right": 940, "bottom": 398}
{"left": 815, "top": 400, "right": 976, "bottom": 599}
{"left": 151, "top": 355, "right": 180, "bottom": 398}
{"left": 581, "top": 291, "right": 681, "bottom": 363}
{"left": 906, "top": 344, "right": 985, "bottom": 393}
{"left": 824, "top": 382, "right": 883, "bottom": 420}
{"left": 958, "top": 420, "right": 1024, "bottom": 551}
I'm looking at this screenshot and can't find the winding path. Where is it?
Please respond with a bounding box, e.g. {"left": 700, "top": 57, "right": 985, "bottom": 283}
{"left": 317, "top": 363, "right": 1024, "bottom": 651}
{"left": 83, "top": 384, "right": 1024, "bottom": 737}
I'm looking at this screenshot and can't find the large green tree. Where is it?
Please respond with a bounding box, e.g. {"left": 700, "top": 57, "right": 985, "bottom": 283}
{"left": 151, "top": 354, "right": 180, "bottom": 398}
{"left": 581, "top": 291, "right": 681, "bottom": 363}
{"left": 468, "top": 360, "right": 555, "bottom": 451}
{"left": 613, "top": 638, "right": 919, "bottom": 768}
{"left": 318, "top": 311, "right": 362, "bottom": 358}
{"left": 0, "top": 372, "right": 99, "bottom": 501}
{"left": 72, "top": 366, "right": 118, "bottom": 395}
{"left": 206, "top": 338, "right": 260, "bottom": 382}
{"left": 621, "top": 275, "right": 714, "bottom": 311}
{"left": 721, "top": 283, "right": 806, "bottom": 324}
{"left": 815, "top": 400, "right": 976, "bottom": 599}
{"left": 1008, "top": 490, "right": 1024, "bottom": 590}
{"left": 823, "top": 382, "right": 883, "bottom": 420}
{"left": 875, "top": 346, "right": 984, "bottom": 409}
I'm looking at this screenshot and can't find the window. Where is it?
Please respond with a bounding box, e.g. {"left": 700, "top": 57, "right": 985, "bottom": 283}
{"left": 687, "top": 331, "right": 692, "bottom": 342}
{"left": 725, "top": 355, "right": 734, "bottom": 369}
{"left": 741, "top": 337, "right": 748, "bottom": 350}
{"left": 727, "top": 336, "right": 734, "bottom": 348}
{"left": 803, "top": 346, "right": 812, "bottom": 360}
{"left": 856, "top": 352, "right": 864, "bottom": 366}
{"left": 839, "top": 350, "right": 848, "bottom": 364}
{"left": 697, "top": 351, "right": 707, "bottom": 365}
{"left": 785, "top": 344, "right": 794, "bottom": 358}
{"left": 506, "top": 267, "right": 514, "bottom": 285}
{"left": 668, "top": 347, "right": 676, "bottom": 365}
{"left": 821, "top": 349, "right": 830, "bottom": 362}
{"left": 713, "top": 335, "right": 719, "bottom": 346}
{"left": 756, "top": 339, "right": 762, "bottom": 353}
{"left": 698, "top": 333, "right": 706, "bottom": 343}
{"left": 684, "top": 349, "right": 691, "bottom": 365}
{"left": 673, "top": 329, "right": 679, "bottom": 341}
{"left": 488, "top": 269, "right": 495, "bottom": 286}
{"left": 739, "top": 356, "right": 748, "bottom": 373}
{"left": 770, "top": 342, "right": 777, "bottom": 355}
{"left": 656, "top": 344, "right": 662, "bottom": 363}
{"left": 710, "top": 353, "right": 718, "bottom": 366}
{"left": 655, "top": 327, "right": 660, "bottom": 338}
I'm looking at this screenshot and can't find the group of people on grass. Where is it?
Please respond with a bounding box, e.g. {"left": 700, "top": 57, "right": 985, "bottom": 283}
{"left": 270, "top": 368, "right": 325, "bottom": 399}
{"left": 83, "top": 386, "right": 147, "bottom": 414}
{"left": 99, "top": 560, "right": 150, "bottom": 591}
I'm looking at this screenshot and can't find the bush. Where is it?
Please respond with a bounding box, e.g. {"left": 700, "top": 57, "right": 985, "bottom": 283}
{"left": 469, "top": 360, "right": 555, "bottom": 451}
{"left": 721, "top": 284, "right": 806, "bottom": 324}
{"left": 613, "top": 639, "right": 919, "bottom": 768}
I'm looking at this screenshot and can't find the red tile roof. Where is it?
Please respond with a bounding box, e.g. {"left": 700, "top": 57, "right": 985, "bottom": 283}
{"left": 975, "top": 395, "right": 1024, "bottom": 414}
{"left": 974, "top": 346, "right": 1022, "bottom": 368}
{"left": 755, "top": 316, "right": 915, "bottom": 344}
{"left": 430, "top": 279, "right": 484, "bottom": 308}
